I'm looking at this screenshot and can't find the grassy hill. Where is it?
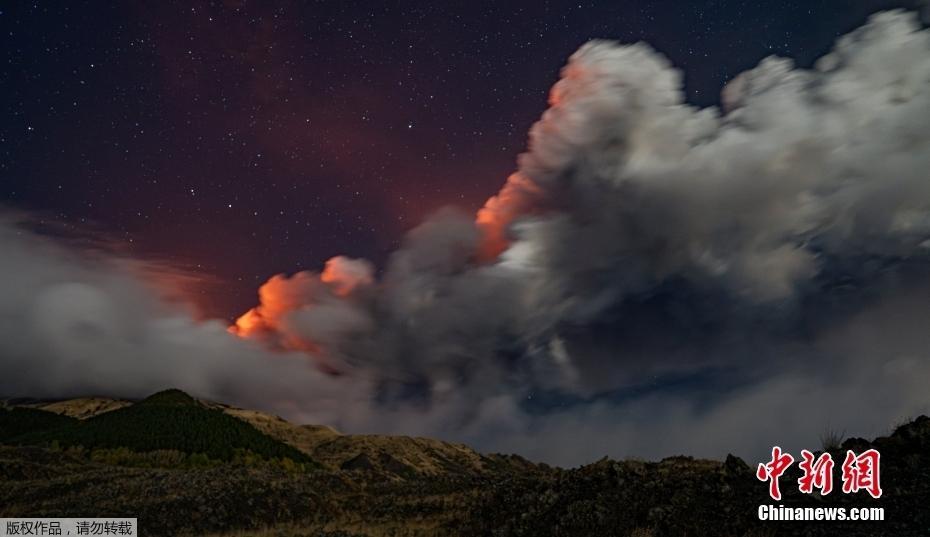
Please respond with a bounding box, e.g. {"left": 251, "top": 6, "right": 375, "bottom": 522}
{"left": 25, "top": 392, "right": 500, "bottom": 478}
{"left": 8, "top": 390, "right": 318, "bottom": 466}
{"left": 0, "top": 407, "right": 78, "bottom": 442}
{"left": 220, "top": 405, "right": 498, "bottom": 478}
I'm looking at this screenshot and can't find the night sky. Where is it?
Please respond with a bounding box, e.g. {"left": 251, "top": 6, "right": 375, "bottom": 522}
{"left": 1, "top": 0, "right": 918, "bottom": 321}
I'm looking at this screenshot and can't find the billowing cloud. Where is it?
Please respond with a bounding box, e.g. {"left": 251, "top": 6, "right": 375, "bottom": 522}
{"left": 0, "top": 212, "right": 373, "bottom": 423}
{"left": 3, "top": 10, "right": 930, "bottom": 466}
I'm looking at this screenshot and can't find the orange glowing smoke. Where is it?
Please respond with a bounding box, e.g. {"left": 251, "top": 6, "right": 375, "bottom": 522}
{"left": 229, "top": 307, "right": 264, "bottom": 337}
{"left": 229, "top": 256, "right": 373, "bottom": 358}
{"left": 475, "top": 172, "right": 544, "bottom": 260}
{"left": 319, "top": 256, "right": 374, "bottom": 296}
{"left": 230, "top": 173, "right": 543, "bottom": 339}
{"left": 230, "top": 169, "right": 543, "bottom": 355}
{"left": 229, "top": 271, "right": 318, "bottom": 338}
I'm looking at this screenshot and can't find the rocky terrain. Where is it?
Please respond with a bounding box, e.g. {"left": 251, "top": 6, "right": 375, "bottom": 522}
{"left": 2, "top": 391, "right": 927, "bottom": 536}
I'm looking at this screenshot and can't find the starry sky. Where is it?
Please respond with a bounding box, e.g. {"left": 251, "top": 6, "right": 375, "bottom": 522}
{"left": 1, "top": 0, "right": 918, "bottom": 320}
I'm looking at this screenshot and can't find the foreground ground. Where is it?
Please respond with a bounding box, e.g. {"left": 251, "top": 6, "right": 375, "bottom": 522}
{"left": 1, "top": 392, "right": 927, "bottom": 536}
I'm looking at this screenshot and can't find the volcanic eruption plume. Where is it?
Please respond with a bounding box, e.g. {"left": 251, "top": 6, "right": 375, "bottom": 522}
{"left": 3, "top": 10, "right": 930, "bottom": 465}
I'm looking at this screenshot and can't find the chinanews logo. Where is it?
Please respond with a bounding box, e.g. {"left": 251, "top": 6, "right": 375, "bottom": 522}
{"left": 754, "top": 447, "right": 884, "bottom": 522}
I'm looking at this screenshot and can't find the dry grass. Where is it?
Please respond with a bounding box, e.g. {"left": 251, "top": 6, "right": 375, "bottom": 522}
{"left": 819, "top": 424, "right": 845, "bottom": 452}
{"left": 220, "top": 406, "right": 487, "bottom": 477}
{"left": 36, "top": 397, "right": 131, "bottom": 419}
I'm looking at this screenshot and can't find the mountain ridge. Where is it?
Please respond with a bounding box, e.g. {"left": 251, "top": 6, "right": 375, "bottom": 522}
{"left": 6, "top": 390, "right": 520, "bottom": 478}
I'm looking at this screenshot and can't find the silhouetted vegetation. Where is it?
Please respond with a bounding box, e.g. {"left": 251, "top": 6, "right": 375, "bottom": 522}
{"left": 7, "top": 390, "right": 318, "bottom": 467}
{"left": 0, "top": 407, "right": 77, "bottom": 442}
{"left": 820, "top": 424, "right": 846, "bottom": 452}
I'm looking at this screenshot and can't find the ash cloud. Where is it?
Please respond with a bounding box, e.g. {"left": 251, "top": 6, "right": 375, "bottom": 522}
{"left": 3, "top": 10, "right": 930, "bottom": 465}
{"left": 0, "top": 212, "right": 369, "bottom": 425}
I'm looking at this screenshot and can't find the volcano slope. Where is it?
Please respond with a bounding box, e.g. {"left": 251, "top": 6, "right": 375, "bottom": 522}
{"left": 1, "top": 391, "right": 927, "bottom": 537}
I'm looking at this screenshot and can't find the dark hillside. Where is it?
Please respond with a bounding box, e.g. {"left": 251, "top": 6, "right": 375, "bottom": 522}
{"left": 10, "top": 390, "right": 318, "bottom": 466}
{"left": 0, "top": 407, "right": 77, "bottom": 442}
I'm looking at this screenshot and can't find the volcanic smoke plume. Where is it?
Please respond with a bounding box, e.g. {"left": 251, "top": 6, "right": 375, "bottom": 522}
{"left": 2, "top": 10, "right": 930, "bottom": 465}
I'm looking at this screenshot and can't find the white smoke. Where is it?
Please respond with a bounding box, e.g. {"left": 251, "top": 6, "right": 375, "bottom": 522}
{"left": 0, "top": 213, "right": 370, "bottom": 425}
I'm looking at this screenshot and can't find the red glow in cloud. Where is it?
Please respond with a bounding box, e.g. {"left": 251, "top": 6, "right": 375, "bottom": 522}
{"left": 230, "top": 257, "right": 374, "bottom": 370}
{"left": 228, "top": 275, "right": 333, "bottom": 372}
{"left": 230, "top": 272, "right": 319, "bottom": 346}
{"left": 475, "top": 172, "right": 545, "bottom": 261}
{"left": 231, "top": 172, "right": 546, "bottom": 352}
{"left": 229, "top": 307, "right": 265, "bottom": 337}
{"left": 320, "top": 256, "right": 375, "bottom": 296}
{"left": 230, "top": 271, "right": 318, "bottom": 337}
